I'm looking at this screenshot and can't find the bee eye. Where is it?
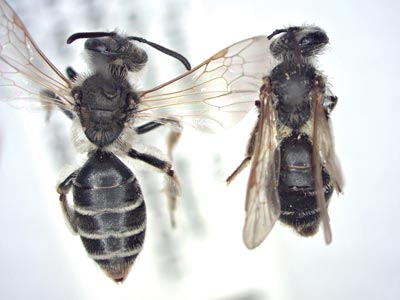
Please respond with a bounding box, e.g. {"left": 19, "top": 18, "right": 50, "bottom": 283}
{"left": 299, "top": 37, "right": 312, "bottom": 47}
{"left": 84, "top": 38, "right": 107, "bottom": 53}
{"left": 299, "top": 31, "right": 328, "bottom": 51}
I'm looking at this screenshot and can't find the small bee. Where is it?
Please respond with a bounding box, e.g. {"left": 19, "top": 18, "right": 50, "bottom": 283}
{"left": 0, "top": 0, "right": 271, "bottom": 282}
{"left": 227, "top": 26, "right": 344, "bottom": 249}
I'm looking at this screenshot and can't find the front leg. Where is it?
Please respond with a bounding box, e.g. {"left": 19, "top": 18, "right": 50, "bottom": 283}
{"left": 128, "top": 149, "right": 180, "bottom": 227}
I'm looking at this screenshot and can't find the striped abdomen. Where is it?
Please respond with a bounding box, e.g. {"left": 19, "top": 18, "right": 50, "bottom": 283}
{"left": 72, "top": 150, "right": 145, "bottom": 282}
{"left": 278, "top": 134, "right": 333, "bottom": 236}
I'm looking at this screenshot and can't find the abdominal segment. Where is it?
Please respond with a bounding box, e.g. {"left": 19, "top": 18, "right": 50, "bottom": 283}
{"left": 72, "top": 150, "right": 146, "bottom": 282}
{"left": 277, "top": 134, "right": 333, "bottom": 236}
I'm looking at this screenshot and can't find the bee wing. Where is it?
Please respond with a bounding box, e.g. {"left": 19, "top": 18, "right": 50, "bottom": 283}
{"left": 242, "top": 80, "right": 281, "bottom": 249}
{"left": 319, "top": 89, "right": 344, "bottom": 193}
{"left": 0, "top": 0, "right": 74, "bottom": 111}
{"left": 312, "top": 85, "right": 344, "bottom": 244}
{"left": 137, "top": 36, "right": 277, "bottom": 133}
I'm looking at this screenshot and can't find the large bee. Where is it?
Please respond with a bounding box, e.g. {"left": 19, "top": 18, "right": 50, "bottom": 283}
{"left": 0, "top": 0, "right": 271, "bottom": 282}
{"left": 227, "top": 26, "right": 344, "bottom": 249}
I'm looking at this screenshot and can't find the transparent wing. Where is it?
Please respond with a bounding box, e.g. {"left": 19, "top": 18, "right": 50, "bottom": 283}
{"left": 137, "top": 36, "right": 277, "bottom": 133}
{"left": 242, "top": 80, "right": 281, "bottom": 249}
{"left": 0, "top": 0, "right": 74, "bottom": 111}
{"left": 312, "top": 86, "right": 344, "bottom": 245}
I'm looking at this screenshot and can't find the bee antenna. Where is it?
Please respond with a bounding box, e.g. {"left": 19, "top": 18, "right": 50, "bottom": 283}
{"left": 127, "top": 36, "right": 191, "bottom": 71}
{"left": 67, "top": 32, "right": 116, "bottom": 44}
{"left": 267, "top": 28, "right": 288, "bottom": 40}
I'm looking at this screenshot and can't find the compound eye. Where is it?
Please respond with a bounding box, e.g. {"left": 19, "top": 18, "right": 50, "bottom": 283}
{"left": 299, "top": 36, "right": 312, "bottom": 47}
{"left": 85, "top": 38, "right": 107, "bottom": 53}
{"left": 299, "top": 31, "right": 328, "bottom": 50}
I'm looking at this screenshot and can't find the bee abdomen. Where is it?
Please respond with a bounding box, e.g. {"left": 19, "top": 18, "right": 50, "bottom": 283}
{"left": 72, "top": 150, "right": 146, "bottom": 282}
{"left": 278, "top": 134, "right": 333, "bottom": 236}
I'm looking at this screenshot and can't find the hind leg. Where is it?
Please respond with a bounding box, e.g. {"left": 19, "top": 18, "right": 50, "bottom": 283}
{"left": 127, "top": 148, "right": 180, "bottom": 227}
{"left": 57, "top": 170, "right": 79, "bottom": 233}
{"left": 226, "top": 112, "right": 260, "bottom": 185}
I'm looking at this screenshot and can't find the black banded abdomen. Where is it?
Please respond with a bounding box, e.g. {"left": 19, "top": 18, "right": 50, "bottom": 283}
{"left": 72, "top": 150, "right": 145, "bottom": 282}
{"left": 277, "top": 134, "right": 333, "bottom": 236}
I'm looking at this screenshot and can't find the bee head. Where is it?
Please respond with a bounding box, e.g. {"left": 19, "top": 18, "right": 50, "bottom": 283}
{"left": 67, "top": 31, "right": 148, "bottom": 78}
{"left": 269, "top": 26, "right": 329, "bottom": 59}
{"left": 84, "top": 33, "right": 148, "bottom": 76}
{"left": 67, "top": 31, "right": 191, "bottom": 77}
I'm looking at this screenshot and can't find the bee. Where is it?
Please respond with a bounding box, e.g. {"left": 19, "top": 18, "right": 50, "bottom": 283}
{"left": 227, "top": 26, "right": 344, "bottom": 249}
{"left": 0, "top": 0, "right": 271, "bottom": 282}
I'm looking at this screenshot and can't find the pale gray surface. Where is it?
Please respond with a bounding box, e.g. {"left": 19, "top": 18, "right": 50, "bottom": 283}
{"left": 0, "top": 0, "right": 399, "bottom": 299}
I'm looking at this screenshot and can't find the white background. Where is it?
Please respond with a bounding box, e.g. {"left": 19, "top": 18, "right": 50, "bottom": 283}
{"left": 0, "top": 0, "right": 399, "bottom": 299}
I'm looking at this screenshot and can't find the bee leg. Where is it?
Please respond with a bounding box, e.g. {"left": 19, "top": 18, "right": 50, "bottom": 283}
{"left": 134, "top": 118, "right": 181, "bottom": 135}
{"left": 166, "top": 127, "right": 181, "bottom": 160}
{"left": 66, "top": 66, "right": 78, "bottom": 82}
{"left": 40, "top": 90, "right": 75, "bottom": 121}
{"left": 226, "top": 115, "right": 259, "bottom": 184}
{"left": 133, "top": 118, "right": 182, "bottom": 223}
{"left": 162, "top": 169, "right": 181, "bottom": 228}
{"left": 135, "top": 118, "right": 182, "bottom": 160}
{"left": 40, "top": 66, "right": 78, "bottom": 122}
{"left": 57, "top": 171, "right": 79, "bottom": 234}
{"left": 128, "top": 149, "right": 180, "bottom": 227}
{"left": 134, "top": 121, "right": 164, "bottom": 134}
